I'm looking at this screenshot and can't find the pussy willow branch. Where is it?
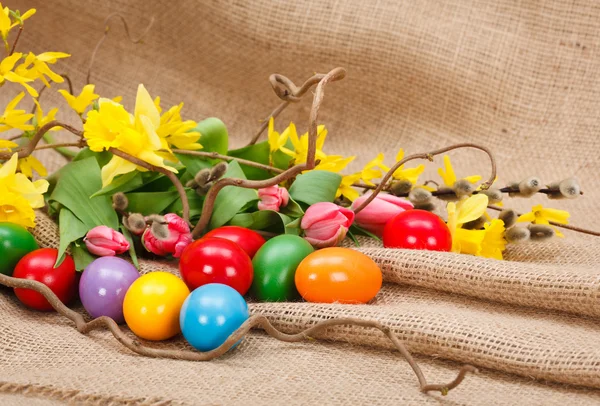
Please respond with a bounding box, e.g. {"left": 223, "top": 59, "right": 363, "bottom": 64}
{"left": 108, "top": 148, "right": 190, "bottom": 224}
{"left": 487, "top": 205, "right": 600, "bottom": 236}
{"left": 246, "top": 72, "right": 338, "bottom": 146}
{"left": 192, "top": 68, "right": 348, "bottom": 238}
{"left": 0, "top": 272, "right": 475, "bottom": 395}
{"left": 353, "top": 143, "right": 497, "bottom": 215}
{"left": 172, "top": 149, "right": 284, "bottom": 174}
{"left": 87, "top": 13, "right": 155, "bottom": 84}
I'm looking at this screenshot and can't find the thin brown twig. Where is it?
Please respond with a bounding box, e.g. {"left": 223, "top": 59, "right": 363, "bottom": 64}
{"left": 246, "top": 72, "right": 336, "bottom": 146}
{"left": 87, "top": 13, "right": 155, "bottom": 84}
{"left": 487, "top": 205, "right": 600, "bottom": 236}
{"left": 9, "top": 26, "right": 23, "bottom": 56}
{"left": 109, "top": 148, "right": 190, "bottom": 224}
{"left": 0, "top": 121, "right": 83, "bottom": 160}
{"left": 172, "top": 149, "right": 284, "bottom": 174}
{"left": 0, "top": 272, "right": 475, "bottom": 395}
{"left": 192, "top": 68, "right": 347, "bottom": 238}
{"left": 33, "top": 141, "right": 86, "bottom": 151}
{"left": 29, "top": 74, "right": 75, "bottom": 115}
{"left": 353, "top": 143, "right": 497, "bottom": 215}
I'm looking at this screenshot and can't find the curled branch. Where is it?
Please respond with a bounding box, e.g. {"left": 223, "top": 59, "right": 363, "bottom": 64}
{"left": 172, "top": 149, "right": 284, "bottom": 174}
{"left": 87, "top": 13, "right": 155, "bottom": 84}
{"left": 353, "top": 143, "right": 497, "bottom": 215}
{"left": 192, "top": 67, "right": 347, "bottom": 238}
{"left": 0, "top": 271, "right": 475, "bottom": 395}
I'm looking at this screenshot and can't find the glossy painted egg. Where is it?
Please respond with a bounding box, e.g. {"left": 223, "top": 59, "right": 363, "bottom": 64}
{"left": 383, "top": 210, "right": 452, "bottom": 251}
{"left": 203, "top": 226, "right": 266, "bottom": 258}
{"left": 295, "top": 247, "right": 382, "bottom": 304}
{"left": 123, "top": 271, "right": 190, "bottom": 341}
{"left": 180, "top": 283, "right": 249, "bottom": 352}
{"left": 0, "top": 222, "right": 38, "bottom": 276}
{"left": 79, "top": 257, "right": 140, "bottom": 323}
{"left": 250, "top": 235, "right": 314, "bottom": 302}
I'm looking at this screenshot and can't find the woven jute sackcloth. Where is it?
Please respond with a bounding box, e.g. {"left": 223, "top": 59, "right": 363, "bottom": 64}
{"left": 2, "top": 0, "right": 600, "bottom": 404}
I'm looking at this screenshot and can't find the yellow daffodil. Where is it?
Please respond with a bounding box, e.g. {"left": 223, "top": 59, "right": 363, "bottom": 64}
{"left": 359, "top": 153, "right": 384, "bottom": 186}
{"left": 517, "top": 204, "right": 570, "bottom": 237}
{"left": 480, "top": 219, "right": 507, "bottom": 259}
{"left": 18, "top": 155, "right": 47, "bottom": 178}
{"left": 0, "top": 91, "right": 34, "bottom": 131}
{"left": 15, "top": 51, "right": 70, "bottom": 88}
{"left": 267, "top": 117, "right": 291, "bottom": 156}
{"left": 336, "top": 173, "right": 362, "bottom": 201}
{"left": 438, "top": 155, "right": 481, "bottom": 187}
{"left": 379, "top": 149, "right": 425, "bottom": 186}
{"left": 84, "top": 84, "right": 178, "bottom": 187}
{"left": 446, "top": 194, "right": 489, "bottom": 253}
{"left": 59, "top": 84, "right": 98, "bottom": 115}
{"left": 156, "top": 101, "right": 201, "bottom": 150}
{"left": 32, "top": 98, "right": 59, "bottom": 130}
{"left": 0, "top": 153, "right": 48, "bottom": 227}
{"left": 0, "top": 53, "right": 38, "bottom": 96}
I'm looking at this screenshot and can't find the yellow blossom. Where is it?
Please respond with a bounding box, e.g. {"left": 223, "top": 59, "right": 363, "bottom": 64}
{"left": 15, "top": 51, "right": 70, "bottom": 88}
{"left": 438, "top": 155, "right": 481, "bottom": 187}
{"left": 280, "top": 125, "right": 328, "bottom": 164}
{"left": 336, "top": 173, "right": 362, "bottom": 202}
{"left": 155, "top": 101, "right": 201, "bottom": 150}
{"left": 315, "top": 155, "right": 354, "bottom": 173}
{"left": 59, "top": 84, "right": 98, "bottom": 115}
{"left": 480, "top": 219, "right": 507, "bottom": 260}
{"left": 446, "top": 194, "right": 489, "bottom": 253}
{"left": 0, "top": 91, "right": 34, "bottom": 131}
{"left": 32, "top": 98, "right": 59, "bottom": 130}
{"left": 0, "top": 139, "right": 18, "bottom": 151}
{"left": 0, "top": 4, "right": 36, "bottom": 43}
{"left": 0, "top": 153, "right": 48, "bottom": 227}
{"left": 18, "top": 155, "right": 47, "bottom": 178}
{"left": 83, "top": 84, "right": 178, "bottom": 187}
{"left": 379, "top": 149, "right": 425, "bottom": 186}
{"left": 359, "top": 154, "right": 384, "bottom": 186}
{"left": 267, "top": 117, "right": 291, "bottom": 155}
{"left": 517, "top": 204, "right": 570, "bottom": 238}
{"left": 0, "top": 53, "right": 38, "bottom": 96}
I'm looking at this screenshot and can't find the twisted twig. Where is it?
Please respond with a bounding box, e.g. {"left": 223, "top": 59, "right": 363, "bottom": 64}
{"left": 172, "top": 149, "right": 284, "bottom": 174}
{"left": 87, "top": 13, "right": 155, "bottom": 84}
{"left": 353, "top": 143, "right": 497, "bottom": 215}
{"left": 0, "top": 271, "right": 475, "bottom": 395}
{"left": 192, "top": 68, "right": 347, "bottom": 238}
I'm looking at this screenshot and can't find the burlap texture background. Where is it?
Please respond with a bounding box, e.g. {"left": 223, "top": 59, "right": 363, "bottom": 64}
{"left": 2, "top": 0, "right": 600, "bottom": 404}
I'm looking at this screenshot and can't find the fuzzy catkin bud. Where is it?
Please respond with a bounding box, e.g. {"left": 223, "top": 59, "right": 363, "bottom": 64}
{"left": 186, "top": 179, "right": 198, "bottom": 188}
{"left": 389, "top": 180, "right": 413, "bottom": 196}
{"left": 408, "top": 188, "right": 432, "bottom": 204}
{"left": 209, "top": 162, "right": 228, "bottom": 181}
{"left": 505, "top": 226, "right": 530, "bottom": 243}
{"left": 517, "top": 177, "right": 542, "bottom": 197}
{"left": 463, "top": 216, "right": 486, "bottom": 230}
{"left": 436, "top": 187, "right": 460, "bottom": 202}
{"left": 498, "top": 209, "right": 517, "bottom": 228}
{"left": 123, "top": 213, "right": 146, "bottom": 234}
{"left": 146, "top": 214, "right": 166, "bottom": 225}
{"left": 559, "top": 178, "right": 580, "bottom": 199}
{"left": 479, "top": 188, "right": 503, "bottom": 204}
{"left": 453, "top": 179, "right": 476, "bottom": 197}
{"left": 194, "top": 169, "right": 211, "bottom": 186}
{"left": 528, "top": 224, "right": 555, "bottom": 241}
{"left": 112, "top": 192, "right": 129, "bottom": 211}
{"left": 151, "top": 221, "right": 170, "bottom": 241}
{"left": 414, "top": 202, "right": 436, "bottom": 212}
{"left": 195, "top": 182, "right": 213, "bottom": 197}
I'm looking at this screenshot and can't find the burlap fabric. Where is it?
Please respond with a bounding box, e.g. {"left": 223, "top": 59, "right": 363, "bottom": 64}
{"left": 2, "top": 0, "right": 600, "bottom": 404}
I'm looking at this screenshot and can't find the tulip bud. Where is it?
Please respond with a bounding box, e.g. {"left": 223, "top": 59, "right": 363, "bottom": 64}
{"left": 257, "top": 185, "right": 289, "bottom": 212}
{"left": 498, "top": 209, "right": 517, "bottom": 228}
{"left": 142, "top": 213, "right": 192, "bottom": 258}
{"left": 351, "top": 193, "right": 413, "bottom": 236}
{"left": 84, "top": 226, "right": 130, "bottom": 256}
{"left": 528, "top": 224, "right": 555, "bottom": 241}
{"left": 505, "top": 226, "right": 530, "bottom": 243}
{"left": 301, "top": 202, "right": 355, "bottom": 248}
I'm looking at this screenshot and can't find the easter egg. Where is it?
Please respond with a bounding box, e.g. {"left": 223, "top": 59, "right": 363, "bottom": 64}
{"left": 123, "top": 272, "right": 190, "bottom": 340}
{"left": 0, "top": 222, "right": 38, "bottom": 276}
{"left": 179, "top": 237, "right": 253, "bottom": 295}
{"left": 79, "top": 257, "right": 140, "bottom": 323}
{"left": 295, "top": 247, "right": 382, "bottom": 304}
{"left": 180, "top": 283, "right": 249, "bottom": 352}
{"left": 203, "top": 226, "right": 266, "bottom": 258}
{"left": 250, "top": 235, "right": 314, "bottom": 302}
{"left": 383, "top": 210, "right": 452, "bottom": 251}
{"left": 12, "top": 248, "right": 77, "bottom": 311}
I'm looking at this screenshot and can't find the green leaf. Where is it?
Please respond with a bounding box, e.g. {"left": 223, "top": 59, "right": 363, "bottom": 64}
{"left": 350, "top": 224, "right": 382, "bottom": 242}
{"left": 196, "top": 117, "right": 229, "bottom": 157}
{"left": 284, "top": 217, "right": 302, "bottom": 235}
{"left": 49, "top": 157, "right": 119, "bottom": 230}
{"left": 125, "top": 191, "right": 181, "bottom": 215}
{"left": 289, "top": 170, "right": 342, "bottom": 206}
{"left": 280, "top": 196, "right": 304, "bottom": 218}
{"left": 209, "top": 161, "right": 258, "bottom": 229}
{"left": 229, "top": 210, "right": 292, "bottom": 232}
{"left": 347, "top": 229, "right": 360, "bottom": 247}
{"left": 120, "top": 225, "right": 139, "bottom": 269}
{"left": 73, "top": 147, "right": 112, "bottom": 168}
{"left": 165, "top": 188, "right": 204, "bottom": 221}
{"left": 227, "top": 141, "right": 271, "bottom": 180}
{"left": 272, "top": 139, "right": 294, "bottom": 170}
{"left": 71, "top": 243, "right": 95, "bottom": 272}
{"left": 175, "top": 152, "right": 212, "bottom": 176}
{"left": 55, "top": 208, "right": 90, "bottom": 267}
{"left": 90, "top": 171, "right": 142, "bottom": 198}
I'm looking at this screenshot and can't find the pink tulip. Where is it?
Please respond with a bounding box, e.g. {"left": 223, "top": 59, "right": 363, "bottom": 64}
{"left": 351, "top": 193, "right": 414, "bottom": 236}
{"left": 84, "top": 226, "right": 130, "bottom": 256}
{"left": 257, "top": 185, "right": 289, "bottom": 212}
{"left": 301, "top": 202, "right": 355, "bottom": 248}
{"left": 142, "top": 213, "right": 192, "bottom": 258}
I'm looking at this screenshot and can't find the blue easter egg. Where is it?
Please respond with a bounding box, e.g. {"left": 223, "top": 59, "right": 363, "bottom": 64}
{"left": 180, "top": 283, "right": 249, "bottom": 352}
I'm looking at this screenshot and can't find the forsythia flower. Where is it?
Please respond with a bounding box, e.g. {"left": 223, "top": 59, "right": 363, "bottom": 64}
{"left": 17, "top": 155, "right": 47, "bottom": 178}
{"left": 380, "top": 149, "right": 425, "bottom": 185}
{"left": 155, "top": 100, "right": 201, "bottom": 150}
{"left": 0, "top": 4, "right": 35, "bottom": 43}
{"left": 0, "top": 91, "right": 33, "bottom": 131}
{"left": 0, "top": 153, "right": 48, "bottom": 227}
{"left": 83, "top": 84, "right": 178, "bottom": 187}
{"left": 438, "top": 155, "right": 481, "bottom": 187}
{"left": 0, "top": 53, "right": 37, "bottom": 96}
{"left": 267, "top": 117, "right": 291, "bottom": 155}
{"left": 15, "top": 51, "right": 70, "bottom": 88}
{"left": 336, "top": 173, "right": 362, "bottom": 202}
{"left": 0, "top": 139, "right": 18, "bottom": 151}
{"left": 315, "top": 155, "right": 354, "bottom": 173}
{"left": 59, "top": 84, "right": 98, "bottom": 115}
{"left": 517, "top": 204, "right": 570, "bottom": 238}
{"left": 359, "top": 153, "right": 385, "bottom": 186}
{"left": 32, "top": 98, "right": 59, "bottom": 130}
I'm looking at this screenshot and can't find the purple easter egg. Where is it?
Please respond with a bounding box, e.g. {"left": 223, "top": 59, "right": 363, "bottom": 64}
{"left": 79, "top": 257, "right": 139, "bottom": 323}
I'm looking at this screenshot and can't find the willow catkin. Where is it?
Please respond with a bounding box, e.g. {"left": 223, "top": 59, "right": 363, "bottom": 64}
{"left": 559, "top": 178, "right": 580, "bottom": 199}
{"left": 528, "top": 224, "right": 555, "bottom": 240}
{"left": 453, "top": 179, "right": 476, "bottom": 197}
{"left": 209, "top": 162, "right": 228, "bottom": 180}
{"left": 123, "top": 213, "right": 146, "bottom": 235}
{"left": 389, "top": 179, "right": 413, "bottom": 196}
{"left": 408, "top": 188, "right": 432, "bottom": 204}
{"left": 194, "top": 169, "right": 211, "bottom": 186}
{"left": 111, "top": 192, "right": 129, "bottom": 211}
{"left": 516, "top": 177, "right": 542, "bottom": 197}
{"left": 479, "top": 188, "right": 503, "bottom": 204}
{"left": 498, "top": 209, "right": 518, "bottom": 228}
{"left": 505, "top": 226, "right": 530, "bottom": 243}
